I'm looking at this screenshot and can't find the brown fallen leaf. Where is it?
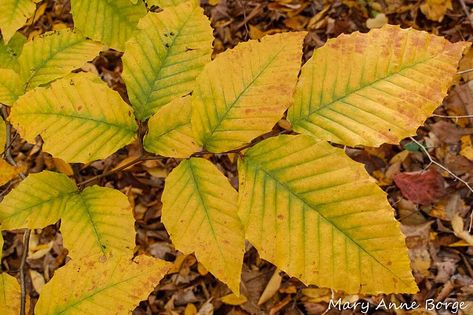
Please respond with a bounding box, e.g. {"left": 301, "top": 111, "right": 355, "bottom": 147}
{"left": 394, "top": 168, "right": 446, "bottom": 205}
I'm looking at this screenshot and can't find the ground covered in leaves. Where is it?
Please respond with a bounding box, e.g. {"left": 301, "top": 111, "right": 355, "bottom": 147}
{"left": 2, "top": 0, "right": 473, "bottom": 314}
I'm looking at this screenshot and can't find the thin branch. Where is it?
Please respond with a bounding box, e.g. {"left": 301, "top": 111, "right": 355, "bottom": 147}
{"left": 19, "top": 229, "right": 31, "bottom": 315}
{"left": 457, "top": 68, "right": 473, "bottom": 75}
{"left": 431, "top": 113, "right": 473, "bottom": 119}
{"left": 409, "top": 136, "right": 473, "bottom": 231}
{"left": 459, "top": 0, "right": 473, "bottom": 29}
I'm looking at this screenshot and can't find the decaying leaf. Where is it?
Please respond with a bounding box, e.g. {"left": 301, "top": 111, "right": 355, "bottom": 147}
{"left": 0, "top": 159, "right": 23, "bottom": 186}
{"left": 144, "top": 96, "right": 201, "bottom": 158}
{"left": 394, "top": 168, "right": 446, "bottom": 205}
{"left": 0, "top": 171, "right": 135, "bottom": 259}
{"left": 420, "top": 0, "right": 452, "bottom": 22}
{"left": 162, "top": 158, "right": 244, "bottom": 294}
{"left": 288, "top": 25, "right": 469, "bottom": 147}
{"left": 35, "top": 255, "right": 170, "bottom": 315}
{"left": 192, "top": 32, "right": 305, "bottom": 152}
{"left": 10, "top": 72, "right": 138, "bottom": 163}
{"left": 238, "top": 135, "right": 417, "bottom": 294}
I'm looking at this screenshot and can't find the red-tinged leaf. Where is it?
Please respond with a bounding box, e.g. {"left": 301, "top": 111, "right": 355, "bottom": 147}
{"left": 394, "top": 169, "right": 446, "bottom": 205}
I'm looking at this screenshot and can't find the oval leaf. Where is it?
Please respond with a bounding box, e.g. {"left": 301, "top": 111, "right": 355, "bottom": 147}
{"left": 144, "top": 96, "right": 201, "bottom": 158}
{"left": 0, "top": 171, "right": 135, "bottom": 259}
{"left": 0, "top": 69, "right": 22, "bottom": 106}
{"left": 288, "top": 25, "right": 469, "bottom": 147}
{"left": 35, "top": 255, "right": 170, "bottom": 315}
{"left": 0, "top": 272, "right": 21, "bottom": 315}
{"left": 18, "top": 29, "right": 104, "bottom": 91}
{"left": 191, "top": 32, "right": 305, "bottom": 152}
{"left": 10, "top": 73, "right": 138, "bottom": 163}
{"left": 0, "top": 0, "right": 35, "bottom": 43}
{"left": 238, "top": 135, "right": 417, "bottom": 294}
{"left": 122, "top": 1, "right": 213, "bottom": 120}
{"left": 70, "top": 0, "right": 147, "bottom": 51}
{"left": 162, "top": 158, "right": 244, "bottom": 294}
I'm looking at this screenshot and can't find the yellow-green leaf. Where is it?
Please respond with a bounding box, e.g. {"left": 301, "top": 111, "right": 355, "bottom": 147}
{"left": 162, "top": 158, "right": 244, "bottom": 294}
{"left": 287, "top": 25, "right": 469, "bottom": 147}
{"left": 18, "top": 29, "right": 104, "bottom": 91}
{"left": 238, "top": 135, "right": 417, "bottom": 294}
{"left": 122, "top": 2, "right": 213, "bottom": 120}
{"left": 0, "top": 32, "right": 27, "bottom": 71}
{"left": 35, "top": 255, "right": 170, "bottom": 315}
{"left": 148, "top": 0, "right": 199, "bottom": 8}
{"left": 70, "top": 0, "right": 147, "bottom": 51}
{"left": 0, "top": 0, "right": 35, "bottom": 43}
{"left": 10, "top": 73, "right": 138, "bottom": 163}
{"left": 0, "top": 171, "right": 135, "bottom": 259}
{"left": 0, "top": 159, "right": 23, "bottom": 186}
{"left": 0, "top": 171, "right": 77, "bottom": 229}
{"left": 191, "top": 32, "right": 305, "bottom": 153}
{"left": 144, "top": 96, "right": 201, "bottom": 158}
{"left": 0, "top": 272, "right": 21, "bottom": 315}
{"left": 0, "top": 69, "right": 22, "bottom": 106}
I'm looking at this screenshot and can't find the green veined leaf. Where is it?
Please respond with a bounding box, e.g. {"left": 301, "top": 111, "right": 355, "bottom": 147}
{"left": 10, "top": 72, "right": 138, "bottom": 163}
{"left": 144, "top": 96, "right": 201, "bottom": 158}
{"left": 162, "top": 158, "right": 244, "bottom": 293}
{"left": 0, "top": 32, "right": 27, "bottom": 71}
{"left": 0, "top": 271, "right": 21, "bottom": 315}
{"left": 35, "top": 255, "right": 170, "bottom": 315}
{"left": 0, "top": 171, "right": 77, "bottom": 229}
{"left": 191, "top": 32, "right": 305, "bottom": 153}
{"left": 122, "top": 1, "right": 213, "bottom": 120}
{"left": 287, "top": 25, "right": 469, "bottom": 147}
{"left": 0, "top": 171, "right": 135, "bottom": 259}
{"left": 0, "top": 0, "right": 35, "bottom": 43}
{"left": 148, "top": 0, "right": 199, "bottom": 8}
{"left": 70, "top": 0, "right": 147, "bottom": 51}
{"left": 238, "top": 135, "right": 418, "bottom": 294}
{"left": 0, "top": 69, "right": 22, "bottom": 106}
{"left": 18, "top": 29, "right": 104, "bottom": 91}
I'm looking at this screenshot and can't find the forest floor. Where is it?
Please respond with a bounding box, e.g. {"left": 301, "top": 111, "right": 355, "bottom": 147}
{"left": 2, "top": 0, "right": 473, "bottom": 314}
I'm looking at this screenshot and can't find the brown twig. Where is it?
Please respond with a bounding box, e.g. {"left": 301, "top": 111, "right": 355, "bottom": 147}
{"left": 19, "top": 229, "right": 31, "bottom": 315}
{"left": 459, "top": 0, "right": 473, "bottom": 28}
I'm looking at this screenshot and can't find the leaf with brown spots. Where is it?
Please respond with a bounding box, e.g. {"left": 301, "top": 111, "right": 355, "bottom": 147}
{"left": 288, "top": 25, "right": 469, "bottom": 147}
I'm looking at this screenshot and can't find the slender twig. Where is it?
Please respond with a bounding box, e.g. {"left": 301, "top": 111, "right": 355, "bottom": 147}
{"left": 459, "top": 0, "right": 473, "bottom": 28}
{"left": 432, "top": 113, "right": 473, "bottom": 119}
{"left": 409, "top": 137, "right": 473, "bottom": 231}
{"left": 19, "top": 229, "right": 31, "bottom": 315}
{"left": 457, "top": 68, "right": 473, "bottom": 75}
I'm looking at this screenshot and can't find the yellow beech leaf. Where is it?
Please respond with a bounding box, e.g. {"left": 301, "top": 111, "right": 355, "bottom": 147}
{"left": 288, "top": 25, "right": 469, "bottom": 147}
{"left": 0, "top": 69, "right": 22, "bottom": 106}
{"left": 162, "top": 158, "right": 244, "bottom": 294}
{"left": 18, "top": 29, "right": 104, "bottom": 91}
{"left": 0, "top": 272, "right": 21, "bottom": 315}
{"left": 144, "top": 96, "right": 201, "bottom": 158}
{"left": 0, "top": 171, "right": 135, "bottom": 259}
{"left": 221, "top": 293, "right": 247, "bottom": 305}
{"left": 191, "top": 32, "right": 305, "bottom": 152}
{"left": 0, "top": 0, "right": 35, "bottom": 43}
{"left": 0, "top": 159, "right": 23, "bottom": 186}
{"left": 0, "top": 32, "right": 27, "bottom": 72}
{"left": 238, "top": 135, "right": 417, "bottom": 294}
{"left": 9, "top": 73, "right": 138, "bottom": 163}
{"left": 70, "top": 0, "right": 147, "bottom": 51}
{"left": 35, "top": 255, "right": 170, "bottom": 315}
{"left": 122, "top": 1, "right": 213, "bottom": 120}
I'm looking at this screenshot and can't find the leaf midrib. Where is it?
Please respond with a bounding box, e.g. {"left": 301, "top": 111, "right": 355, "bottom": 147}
{"left": 292, "top": 52, "right": 450, "bottom": 125}
{"left": 244, "top": 156, "right": 413, "bottom": 288}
